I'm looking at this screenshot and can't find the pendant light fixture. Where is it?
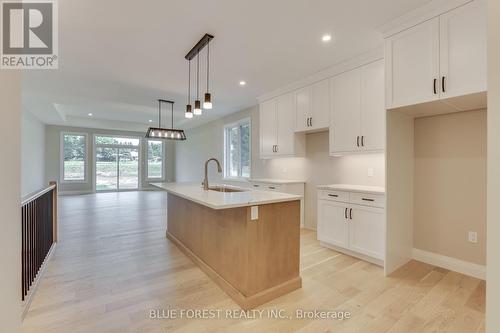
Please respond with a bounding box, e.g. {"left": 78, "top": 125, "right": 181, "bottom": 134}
{"left": 203, "top": 39, "right": 212, "bottom": 110}
{"left": 193, "top": 53, "right": 202, "bottom": 115}
{"left": 146, "top": 99, "right": 186, "bottom": 141}
{"left": 185, "top": 60, "right": 193, "bottom": 119}
{"left": 185, "top": 34, "right": 214, "bottom": 115}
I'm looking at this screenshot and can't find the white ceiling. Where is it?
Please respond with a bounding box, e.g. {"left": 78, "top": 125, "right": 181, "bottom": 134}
{"left": 23, "top": 0, "right": 432, "bottom": 131}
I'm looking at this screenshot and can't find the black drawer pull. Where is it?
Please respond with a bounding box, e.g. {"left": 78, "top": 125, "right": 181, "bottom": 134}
{"left": 253, "top": 184, "right": 259, "bottom": 187}
{"left": 328, "top": 194, "right": 339, "bottom": 197}
{"left": 269, "top": 186, "right": 276, "bottom": 190}
{"left": 362, "top": 198, "right": 375, "bottom": 202}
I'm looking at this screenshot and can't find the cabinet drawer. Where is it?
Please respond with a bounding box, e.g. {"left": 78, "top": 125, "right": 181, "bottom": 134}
{"left": 251, "top": 182, "right": 282, "bottom": 192}
{"left": 349, "top": 192, "right": 385, "bottom": 208}
{"left": 319, "top": 190, "right": 349, "bottom": 203}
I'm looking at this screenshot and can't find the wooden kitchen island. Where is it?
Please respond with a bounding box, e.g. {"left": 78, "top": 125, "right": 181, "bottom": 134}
{"left": 152, "top": 182, "right": 302, "bottom": 310}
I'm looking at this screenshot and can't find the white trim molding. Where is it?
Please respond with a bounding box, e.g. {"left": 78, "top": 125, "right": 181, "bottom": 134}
{"left": 412, "top": 248, "right": 485, "bottom": 280}
{"left": 378, "top": 0, "right": 477, "bottom": 38}
{"left": 257, "top": 47, "right": 383, "bottom": 103}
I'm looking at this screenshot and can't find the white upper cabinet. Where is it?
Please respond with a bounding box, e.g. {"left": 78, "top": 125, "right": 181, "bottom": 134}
{"left": 330, "top": 68, "right": 361, "bottom": 153}
{"left": 439, "top": 0, "right": 487, "bottom": 99}
{"left": 294, "top": 87, "right": 311, "bottom": 132}
{"left": 275, "top": 93, "right": 296, "bottom": 156}
{"left": 310, "top": 80, "right": 330, "bottom": 130}
{"left": 330, "top": 60, "right": 385, "bottom": 155}
{"left": 260, "top": 99, "right": 277, "bottom": 158}
{"left": 260, "top": 93, "right": 303, "bottom": 158}
{"left": 360, "top": 60, "right": 386, "bottom": 151}
{"left": 385, "top": 18, "right": 440, "bottom": 109}
{"left": 294, "top": 79, "right": 330, "bottom": 132}
{"left": 385, "top": 0, "right": 486, "bottom": 109}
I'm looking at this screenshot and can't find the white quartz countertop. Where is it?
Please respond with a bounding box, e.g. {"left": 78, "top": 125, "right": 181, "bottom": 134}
{"left": 249, "top": 178, "right": 305, "bottom": 184}
{"left": 151, "top": 182, "right": 302, "bottom": 210}
{"left": 317, "top": 184, "right": 386, "bottom": 194}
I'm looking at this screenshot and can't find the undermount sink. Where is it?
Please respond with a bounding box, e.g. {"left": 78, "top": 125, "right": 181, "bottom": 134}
{"left": 208, "top": 186, "right": 246, "bottom": 193}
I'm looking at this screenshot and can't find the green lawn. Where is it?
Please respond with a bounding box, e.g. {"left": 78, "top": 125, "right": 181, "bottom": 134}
{"left": 64, "top": 160, "right": 163, "bottom": 191}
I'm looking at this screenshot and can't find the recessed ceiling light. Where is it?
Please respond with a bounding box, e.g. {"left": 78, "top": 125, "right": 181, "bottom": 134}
{"left": 88, "top": 113, "right": 93, "bottom": 116}
{"left": 239, "top": 81, "right": 246, "bottom": 86}
{"left": 148, "top": 119, "right": 153, "bottom": 123}
{"left": 322, "top": 34, "right": 332, "bottom": 42}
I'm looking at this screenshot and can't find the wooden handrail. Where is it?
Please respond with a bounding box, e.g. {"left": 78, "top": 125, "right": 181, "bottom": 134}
{"left": 21, "top": 184, "right": 56, "bottom": 206}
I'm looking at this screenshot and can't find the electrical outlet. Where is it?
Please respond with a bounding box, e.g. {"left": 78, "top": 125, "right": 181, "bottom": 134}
{"left": 367, "top": 168, "right": 374, "bottom": 177}
{"left": 468, "top": 231, "right": 478, "bottom": 244}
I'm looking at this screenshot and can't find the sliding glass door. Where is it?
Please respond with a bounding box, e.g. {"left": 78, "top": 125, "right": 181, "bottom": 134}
{"left": 95, "top": 136, "right": 140, "bottom": 191}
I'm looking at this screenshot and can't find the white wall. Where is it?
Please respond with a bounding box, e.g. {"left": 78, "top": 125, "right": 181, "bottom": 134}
{"left": 21, "top": 109, "right": 46, "bottom": 197}
{"left": 487, "top": 0, "right": 500, "bottom": 331}
{"left": 0, "top": 71, "right": 22, "bottom": 332}
{"left": 176, "top": 105, "right": 385, "bottom": 229}
{"left": 45, "top": 125, "right": 176, "bottom": 193}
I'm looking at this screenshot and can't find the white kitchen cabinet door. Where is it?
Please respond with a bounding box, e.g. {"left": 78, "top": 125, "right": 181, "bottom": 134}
{"left": 317, "top": 200, "right": 349, "bottom": 248}
{"left": 310, "top": 79, "right": 330, "bottom": 130}
{"left": 360, "top": 60, "right": 385, "bottom": 151}
{"left": 439, "top": 0, "right": 487, "bottom": 99}
{"left": 349, "top": 206, "right": 385, "bottom": 260}
{"left": 276, "top": 93, "right": 295, "bottom": 156}
{"left": 385, "top": 17, "right": 440, "bottom": 109}
{"left": 330, "top": 69, "right": 361, "bottom": 154}
{"left": 294, "top": 87, "right": 311, "bottom": 132}
{"left": 259, "top": 99, "right": 277, "bottom": 158}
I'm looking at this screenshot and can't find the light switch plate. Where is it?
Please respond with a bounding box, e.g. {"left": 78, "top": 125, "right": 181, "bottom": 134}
{"left": 368, "top": 168, "right": 374, "bottom": 177}
{"left": 468, "top": 231, "right": 478, "bottom": 243}
{"left": 251, "top": 206, "right": 259, "bottom": 220}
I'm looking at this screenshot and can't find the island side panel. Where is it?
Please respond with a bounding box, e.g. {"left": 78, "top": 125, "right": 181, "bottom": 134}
{"left": 245, "top": 200, "right": 301, "bottom": 296}
{"left": 167, "top": 193, "right": 250, "bottom": 295}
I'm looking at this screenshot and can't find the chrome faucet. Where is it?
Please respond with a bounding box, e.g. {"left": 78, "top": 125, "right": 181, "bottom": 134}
{"left": 202, "top": 158, "right": 222, "bottom": 190}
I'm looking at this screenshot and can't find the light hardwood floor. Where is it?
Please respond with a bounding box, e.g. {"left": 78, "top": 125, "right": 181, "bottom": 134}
{"left": 21, "top": 191, "right": 485, "bottom": 333}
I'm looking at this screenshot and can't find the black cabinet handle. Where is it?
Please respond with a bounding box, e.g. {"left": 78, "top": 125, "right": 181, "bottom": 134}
{"left": 361, "top": 136, "right": 364, "bottom": 147}
{"left": 344, "top": 208, "right": 348, "bottom": 219}
{"left": 328, "top": 194, "right": 338, "bottom": 198}
{"left": 310, "top": 117, "right": 312, "bottom": 127}
{"left": 442, "top": 76, "right": 446, "bottom": 93}
{"left": 357, "top": 136, "right": 360, "bottom": 147}
{"left": 433, "top": 78, "right": 437, "bottom": 95}
{"left": 269, "top": 186, "right": 276, "bottom": 190}
{"left": 253, "top": 184, "right": 259, "bottom": 187}
{"left": 349, "top": 208, "right": 353, "bottom": 220}
{"left": 306, "top": 118, "right": 310, "bottom": 127}
{"left": 362, "top": 198, "right": 375, "bottom": 202}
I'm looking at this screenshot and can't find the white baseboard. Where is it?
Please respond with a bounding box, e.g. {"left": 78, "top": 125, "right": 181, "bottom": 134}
{"left": 412, "top": 248, "right": 485, "bottom": 280}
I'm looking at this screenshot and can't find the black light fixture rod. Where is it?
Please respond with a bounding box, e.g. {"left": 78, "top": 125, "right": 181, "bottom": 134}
{"left": 185, "top": 34, "right": 214, "bottom": 61}
{"left": 157, "top": 99, "right": 174, "bottom": 128}
{"left": 171, "top": 101, "right": 174, "bottom": 128}
{"left": 196, "top": 53, "right": 200, "bottom": 99}
{"left": 206, "top": 40, "right": 210, "bottom": 91}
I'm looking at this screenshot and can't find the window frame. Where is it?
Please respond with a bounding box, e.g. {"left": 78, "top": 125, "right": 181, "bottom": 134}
{"left": 60, "top": 132, "right": 89, "bottom": 184}
{"left": 223, "top": 117, "right": 251, "bottom": 180}
{"left": 146, "top": 139, "right": 166, "bottom": 182}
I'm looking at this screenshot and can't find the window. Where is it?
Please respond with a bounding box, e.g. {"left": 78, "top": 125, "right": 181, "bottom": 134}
{"left": 61, "top": 133, "right": 87, "bottom": 182}
{"left": 94, "top": 135, "right": 140, "bottom": 191}
{"left": 224, "top": 118, "right": 251, "bottom": 179}
{"left": 147, "top": 140, "right": 164, "bottom": 180}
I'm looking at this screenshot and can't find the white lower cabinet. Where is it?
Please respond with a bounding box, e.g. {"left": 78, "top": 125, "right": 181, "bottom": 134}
{"left": 348, "top": 206, "right": 385, "bottom": 260}
{"left": 317, "top": 189, "right": 385, "bottom": 263}
{"left": 317, "top": 201, "right": 349, "bottom": 248}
